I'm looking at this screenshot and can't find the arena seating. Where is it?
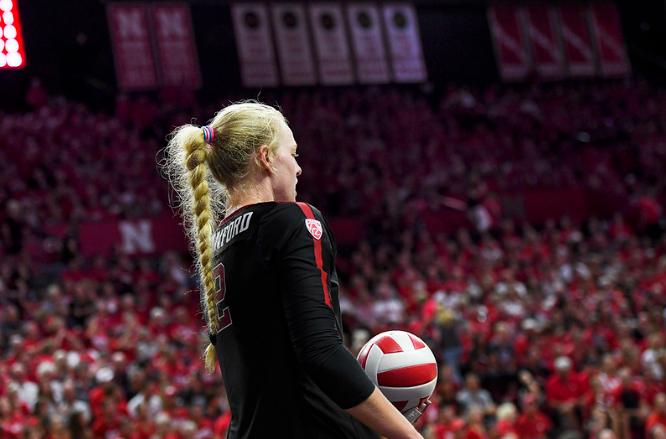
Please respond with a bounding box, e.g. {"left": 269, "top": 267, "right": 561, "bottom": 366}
{"left": 1, "top": 80, "right": 665, "bottom": 439}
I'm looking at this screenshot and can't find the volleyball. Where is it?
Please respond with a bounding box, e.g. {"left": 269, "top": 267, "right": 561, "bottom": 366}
{"left": 357, "top": 330, "right": 438, "bottom": 418}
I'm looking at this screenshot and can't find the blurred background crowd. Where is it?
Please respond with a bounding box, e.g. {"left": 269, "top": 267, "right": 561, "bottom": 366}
{"left": 1, "top": 76, "right": 666, "bottom": 439}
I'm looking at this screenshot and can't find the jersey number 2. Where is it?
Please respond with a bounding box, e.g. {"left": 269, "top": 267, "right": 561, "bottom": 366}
{"left": 212, "top": 263, "right": 232, "bottom": 332}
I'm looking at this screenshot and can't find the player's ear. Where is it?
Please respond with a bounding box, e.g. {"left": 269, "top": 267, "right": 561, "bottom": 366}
{"left": 257, "top": 145, "right": 272, "bottom": 173}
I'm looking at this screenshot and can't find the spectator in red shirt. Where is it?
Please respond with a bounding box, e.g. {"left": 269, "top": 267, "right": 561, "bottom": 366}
{"left": 494, "top": 403, "right": 518, "bottom": 438}
{"left": 646, "top": 393, "right": 666, "bottom": 437}
{"left": 429, "top": 404, "right": 465, "bottom": 439}
{"left": 466, "top": 407, "right": 490, "bottom": 439}
{"left": 92, "top": 399, "right": 123, "bottom": 439}
{"left": 515, "top": 394, "right": 552, "bottom": 439}
{"left": 545, "top": 356, "right": 585, "bottom": 431}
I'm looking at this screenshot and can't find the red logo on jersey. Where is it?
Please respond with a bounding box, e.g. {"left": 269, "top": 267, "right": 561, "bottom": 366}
{"left": 305, "top": 219, "right": 323, "bottom": 240}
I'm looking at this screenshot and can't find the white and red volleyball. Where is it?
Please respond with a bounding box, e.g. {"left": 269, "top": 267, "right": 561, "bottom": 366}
{"left": 357, "top": 330, "right": 438, "bottom": 414}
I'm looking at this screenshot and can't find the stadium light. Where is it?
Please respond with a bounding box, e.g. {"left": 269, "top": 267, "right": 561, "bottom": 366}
{"left": 0, "top": 0, "right": 26, "bottom": 69}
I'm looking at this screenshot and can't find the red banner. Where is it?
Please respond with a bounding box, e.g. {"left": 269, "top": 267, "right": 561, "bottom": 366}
{"left": 79, "top": 216, "right": 188, "bottom": 257}
{"left": 107, "top": 4, "right": 159, "bottom": 90}
{"left": 488, "top": 6, "right": 531, "bottom": 81}
{"left": 590, "top": 3, "right": 631, "bottom": 77}
{"left": 524, "top": 6, "right": 565, "bottom": 80}
{"left": 150, "top": 4, "right": 202, "bottom": 88}
{"left": 557, "top": 4, "right": 596, "bottom": 77}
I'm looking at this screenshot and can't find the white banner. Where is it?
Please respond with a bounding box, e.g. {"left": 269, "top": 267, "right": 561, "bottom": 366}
{"left": 309, "top": 4, "right": 354, "bottom": 85}
{"left": 346, "top": 4, "right": 390, "bottom": 84}
{"left": 271, "top": 3, "right": 317, "bottom": 86}
{"left": 381, "top": 3, "right": 427, "bottom": 83}
{"left": 231, "top": 4, "right": 279, "bottom": 88}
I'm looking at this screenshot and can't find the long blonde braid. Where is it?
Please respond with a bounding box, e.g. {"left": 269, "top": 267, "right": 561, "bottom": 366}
{"left": 163, "top": 125, "right": 223, "bottom": 373}
{"left": 162, "top": 101, "right": 286, "bottom": 373}
{"left": 185, "top": 141, "right": 219, "bottom": 372}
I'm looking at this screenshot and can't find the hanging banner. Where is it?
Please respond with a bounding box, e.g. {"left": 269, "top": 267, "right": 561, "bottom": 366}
{"left": 488, "top": 5, "right": 531, "bottom": 81}
{"left": 382, "top": 3, "right": 427, "bottom": 82}
{"left": 590, "top": 3, "right": 631, "bottom": 77}
{"left": 557, "top": 4, "right": 596, "bottom": 77}
{"left": 231, "top": 4, "right": 279, "bottom": 87}
{"left": 524, "top": 5, "right": 565, "bottom": 80}
{"left": 309, "top": 4, "right": 355, "bottom": 85}
{"left": 346, "top": 4, "right": 390, "bottom": 84}
{"left": 271, "top": 3, "right": 317, "bottom": 86}
{"left": 107, "top": 4, "right": 159, "bottom": 90}
{"left": 150, "top": 3, "right": 202, "bottom": 88}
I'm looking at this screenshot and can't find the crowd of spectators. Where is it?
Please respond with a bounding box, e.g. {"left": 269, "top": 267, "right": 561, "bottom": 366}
{"left": 1, "top": 78, "right": 666, "bottom": 439}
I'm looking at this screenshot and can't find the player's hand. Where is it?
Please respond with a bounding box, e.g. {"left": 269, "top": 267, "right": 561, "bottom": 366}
{"left": 403, "top": 399, "right": 432, "bottom": 424}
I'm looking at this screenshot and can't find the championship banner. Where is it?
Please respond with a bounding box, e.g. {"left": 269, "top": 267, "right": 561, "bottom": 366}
{"left": 107, "top": 4, "right": 158, "bottom": 90}
{"left": 524, "top": 5, "right": 565, "bottom": 80}
{"left": 557, "top": 4, "right": 596, "bottom": 77}
{"left": 271, "top": 3, "right": 317, "bottom": 86}
{"left": 231, "top": 4, "right": 279, "bottom": 87}
{"left": 590, "top": 3, "right": 631, "bottom": 77}
{"left": 382, "top": 3, "right": 427, "bottom": 83}
{"left": 150, "top": 3, "right": 202, "bottom": 88}
{"left": 346, "top": 4, "right": 390, "bottom": 84}
{"left": 309, "top": 4, "right": 354, "bottom": 85}
{"left": 488, "top": 6, "right": 531, "bottom": 81}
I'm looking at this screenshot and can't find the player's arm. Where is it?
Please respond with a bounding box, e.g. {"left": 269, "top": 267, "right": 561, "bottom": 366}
{"left": 346, "top": 387, "right": 425, "bottom": 439}
{"left": 271, "top": 204, "right": 423, "bottom": 439}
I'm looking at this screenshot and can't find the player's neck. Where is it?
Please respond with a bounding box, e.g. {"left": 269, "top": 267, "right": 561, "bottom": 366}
{"left": 226, "top": 183, "right": 274, "bottom": 218}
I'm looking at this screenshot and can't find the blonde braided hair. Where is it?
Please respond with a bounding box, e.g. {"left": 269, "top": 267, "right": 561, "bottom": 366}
{"left": 162, "top": 101, "right": 286, "bottom": 373}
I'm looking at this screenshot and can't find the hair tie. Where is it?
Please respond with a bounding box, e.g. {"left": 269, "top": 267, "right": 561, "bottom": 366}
{"left": 202, "top": 125, "right": 215, "bottom": 146}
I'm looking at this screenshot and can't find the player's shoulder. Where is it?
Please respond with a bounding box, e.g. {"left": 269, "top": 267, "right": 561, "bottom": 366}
{"left": 259, "top": 202, "right": 330, "bottom": 245}
{"left": 264, "top": 201, "right": 325, "bottom": 224}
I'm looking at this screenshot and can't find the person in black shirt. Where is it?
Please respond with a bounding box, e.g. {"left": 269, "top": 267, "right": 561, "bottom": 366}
{"left": 163, "top": 101, "right": 425, "bottom": 439}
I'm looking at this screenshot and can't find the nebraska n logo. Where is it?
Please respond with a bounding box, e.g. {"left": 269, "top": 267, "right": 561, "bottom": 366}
{"left": 305, "top": 219, "right": 323, "bottom": 240}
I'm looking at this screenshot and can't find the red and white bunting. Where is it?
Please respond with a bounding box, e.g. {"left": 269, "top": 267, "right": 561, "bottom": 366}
{"left": 590, "top": 3, "right": 631, "bottom": 77}
{"left": 382, "top": 3, "right": 427, "bottom": 83}
{"left": 271, "top": 3, "right": 317, "bottom": 86}
{"left": 346, "top": 4, "right": 390, "bottom": 84}
{"left": 231, "top": 3, "right": 279, "bottom": 87}
{"left": 557, "top": 4, "right": 596, "bottom": 77}
{"left": 309, "top": 3, "right": 354, "bottom": 85}
{"left": 150, "top": 3, "right": 202, "bottom": 88}
{"left": 524, "top": 5, "right": 565, "bottom": 80}
{"left": 488, "top": 5, "right": 531, "bottom": 82}
{"left": 107, "top": 4, "right": 158, "bottom": 90}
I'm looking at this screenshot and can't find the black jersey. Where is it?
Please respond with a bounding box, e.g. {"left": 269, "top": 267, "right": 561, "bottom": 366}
{"left": 210, "top": 201, "right": 379, "bottom": 439}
